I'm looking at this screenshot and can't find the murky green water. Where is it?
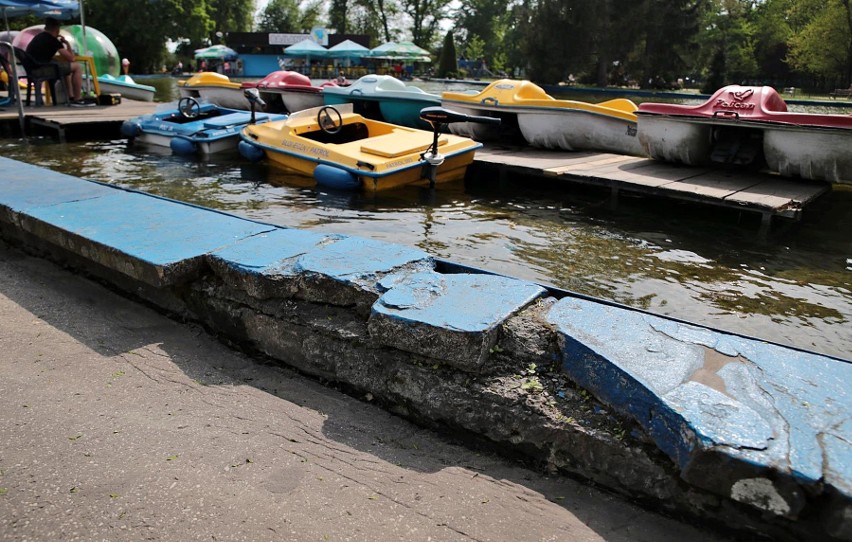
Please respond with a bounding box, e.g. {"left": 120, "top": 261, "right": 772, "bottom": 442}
{"left": 1, "top": 78, "right": 850, "bottom": 360}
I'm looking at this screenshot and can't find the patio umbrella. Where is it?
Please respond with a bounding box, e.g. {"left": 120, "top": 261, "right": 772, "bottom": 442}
{"left": 194, "top": 44, "right": 238, "bottom": 61}
{"left": 326, "top": 39, "right": 368, "bottom": 67}
{"left": 369, "top": 41, "right": 431, "bottom": 60}
{"left": 283, "top": 38, "right": 328, "bottom": 61}
{"left": 0, "top": 0, "right": 79, "bottom": 33}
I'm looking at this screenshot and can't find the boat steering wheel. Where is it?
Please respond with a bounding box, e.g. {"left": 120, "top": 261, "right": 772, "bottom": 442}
{"left": 178, "top": 97, "right": 201, "bottom": 119}
{"left": 317, "top": 106, "right": 343, "bottom": 135}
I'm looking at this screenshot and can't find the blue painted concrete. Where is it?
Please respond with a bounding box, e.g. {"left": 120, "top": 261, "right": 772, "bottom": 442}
{"left": 375, "top": 271, "right": 545, "bottom": 332}
{"left": 548, "top": 297, "right": 852, "bottom": 511}
{"left": 0, "top": 157, "right": 275, "bottom": 286}
{"left": 0, "top": 157, "right": 115, "bottom": 222}
{"left": 1, "top": 155, "right": 850, "bottom": 524}
{"left": 209, "top": 228, "right": 340, "bottom": 273}
{"left": 293, "top": 236, "right": 435, "bottom": 284}
{"left": 370, "top": 272, "right": 546, "bottom": 370}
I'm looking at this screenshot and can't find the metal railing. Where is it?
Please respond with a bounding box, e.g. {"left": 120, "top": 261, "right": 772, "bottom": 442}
{"left": 0, "top": 40, "right": 26, "bottom": 136}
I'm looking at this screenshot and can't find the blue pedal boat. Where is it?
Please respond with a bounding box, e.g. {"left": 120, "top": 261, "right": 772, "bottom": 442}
{"left": 120, "top": 97, "right": 287, "bottom": 156}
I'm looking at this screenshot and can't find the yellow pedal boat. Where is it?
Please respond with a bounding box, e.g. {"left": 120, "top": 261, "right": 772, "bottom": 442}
{"left": 239, "top": 97, "right": 497, "bottom": 192}
{"left": 441, "top": 79, "right": 644, "bottom": 156}
{"left": 177, "top": 72, "right": 249, "bottom": 110}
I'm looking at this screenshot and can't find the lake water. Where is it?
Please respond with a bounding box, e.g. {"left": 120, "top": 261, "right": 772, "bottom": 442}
{"left": 1, "top": 77, "right": 850, "bottom": 360}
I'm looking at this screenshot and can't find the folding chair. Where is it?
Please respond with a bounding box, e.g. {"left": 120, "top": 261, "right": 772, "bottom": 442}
{"left": 14, "top": 47, "right": 70, "bottom": 106}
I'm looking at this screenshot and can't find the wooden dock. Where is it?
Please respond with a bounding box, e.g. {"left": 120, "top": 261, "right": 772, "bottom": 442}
{"left": 0, "top": 100, "right": 159, "bottom": 141}
{"left": 0, "top": 101, "right": 834, "bottom": 231}
{"left": 474, "top": 145, "right": 831, "bottom": 232}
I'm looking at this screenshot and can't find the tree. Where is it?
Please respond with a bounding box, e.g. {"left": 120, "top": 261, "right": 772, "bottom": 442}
{"left": 207, "top": 0, "right": 254, "bottom": 43}
{"left": 519, "top": 0, "right": 596, "bottom": 83}
{"left": 633, "top": 0, "right": 705, "bottom": 88}
{"left": 86, "top": 0, "right": 214, "bottom": 73}
{"left": 436, "top": 30, "right": 457, "bottom": 77}
{"left": 750, "top": 0, "right": 795, "bottom": 83}
{"left": 454, "top": 0, "right": 512, "bottom": 72}
{"left": 787, "top": 0, "right": 852, "bottom": 86}
{"left": 400, "top": 0, "right": 453, "bottom": 48}
{"left": 346, "top": 0, "right": 402, "bottom": 44}
{"left": 329, "top": 0, "right": 348, "bottom": 33}
{"left": 696, "top": 0, "right": 759, "bottom": 89}
{"left": 257, "top": 0, "right": 324, "bottom": 33}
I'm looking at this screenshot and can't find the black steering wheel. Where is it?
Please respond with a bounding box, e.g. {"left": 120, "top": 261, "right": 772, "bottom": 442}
{"left": 178, "top": 97, "right": 201, "bottom": 119}
{"left": 317, "top": 106, "right": 343, "bottom": 135}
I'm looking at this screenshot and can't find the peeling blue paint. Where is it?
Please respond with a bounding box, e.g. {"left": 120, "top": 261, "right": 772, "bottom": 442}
{"left": 294, "top": 237, "right": 435, "bottom": 284}
{"left": 548, "top": 297, "right": 852, "bottom": 501}
{"left": 1, "top": 156, "right": 850, "bottom": 522}
{"left": 209, "top": 228, "right": 341, "bottom": 274}
{"left": 374, "top": 272, "right": 546, "bottom": 333}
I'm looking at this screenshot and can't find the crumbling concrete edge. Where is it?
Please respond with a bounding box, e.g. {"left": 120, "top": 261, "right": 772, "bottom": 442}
{"left": 1, "top": 156, "right": 849, "bottom": 541}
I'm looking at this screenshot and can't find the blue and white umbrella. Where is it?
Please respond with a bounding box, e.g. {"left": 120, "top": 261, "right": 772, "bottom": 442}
{"left": 1, "top": 0, "right": 79, "bottom": 35}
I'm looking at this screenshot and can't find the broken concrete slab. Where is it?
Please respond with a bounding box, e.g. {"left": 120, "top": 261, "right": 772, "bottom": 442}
{"left": 369, "top": 272, "right": 547, "bottom": 372}
{"left": 548, "top": 296, "right": 852, "bottom": 522}
{"left": 290, "top": 236, "right": 436, "bottom": 314}
{"left": 2, "top": 156, "right": 850, "bottom": 540}
{"left": 207, "top": 228, "right": 343, "bottom": 299}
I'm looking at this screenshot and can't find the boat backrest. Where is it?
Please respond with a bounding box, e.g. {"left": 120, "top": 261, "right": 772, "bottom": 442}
{"left": 290, "top": 103, "right": 354, "bottom": 120}
{"left": 203, "top": 113, "right": 256, "bottom": 128}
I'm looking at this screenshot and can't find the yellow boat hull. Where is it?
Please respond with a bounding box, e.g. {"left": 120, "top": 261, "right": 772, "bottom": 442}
{"left": 241, "top": 104, "right": 481, "bottom": 192}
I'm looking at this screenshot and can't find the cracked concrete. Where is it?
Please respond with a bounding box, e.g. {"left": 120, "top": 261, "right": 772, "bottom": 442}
{"left": 0, "top": 242, "right": 727, "bottom": 542}
{"left": 1, "top": 156, "right": 849, "bottom": 541}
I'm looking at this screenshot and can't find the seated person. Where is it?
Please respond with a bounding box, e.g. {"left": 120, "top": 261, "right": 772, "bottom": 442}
{"left": 25, "top": 17, "right": 83, "bottom": 104}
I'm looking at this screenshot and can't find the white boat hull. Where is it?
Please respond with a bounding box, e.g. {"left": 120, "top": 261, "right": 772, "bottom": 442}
{"left": 281, "top": 91, "right": 323, "bottom": 114}
{"left": 637, "top": 116, "right": 713, "bottom": 165}
{"left": 194, "top": 87, "right": 250, "bottom": 110}
{"left": 178, "top": 86, "right": 200, "bottom": 99}
{"left": 764, "top": 127, "right": 852, "bottom": 184}
{"left": 97, "top": 80, "right": 154, "bottom": 102}
{"left": 135, "top": 132, "right": 238, "bottom": 155}
{"left": 518, "top": 110, "right": 645, "bottom": 156}
{"left": 440, "top": 103, "right": 503, "bottom": 141}
{"left": 638, "top": 115, "right": 852, "bottom": 184}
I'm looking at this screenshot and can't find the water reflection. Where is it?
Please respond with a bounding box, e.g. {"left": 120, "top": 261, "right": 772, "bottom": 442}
{"left": 0, "top": 103, "right": 850, "bottom": 361}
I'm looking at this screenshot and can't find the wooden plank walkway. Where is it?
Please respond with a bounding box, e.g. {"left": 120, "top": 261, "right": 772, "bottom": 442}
{"left": 0, "top": 100, "right": 159, "bottom": 141}
{"left": 475, "top": 145, "right": 831, "bottom": 231}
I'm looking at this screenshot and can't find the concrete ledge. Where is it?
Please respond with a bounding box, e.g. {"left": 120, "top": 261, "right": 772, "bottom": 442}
{"left": 370, "top": 272, "right": 547, "bottom": 371}
{"left": 0, "top": 159, "right": 275, "bottom": 287}
{"left": 1, "top": 156, "right": 850, "bottom": 541}
{"left": 548, "top": 297, "right": 852, "bottom": 522}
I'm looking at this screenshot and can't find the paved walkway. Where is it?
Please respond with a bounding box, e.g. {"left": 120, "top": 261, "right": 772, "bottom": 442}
{"left": 0, "top": 242, "right": 726, "bottom": 541}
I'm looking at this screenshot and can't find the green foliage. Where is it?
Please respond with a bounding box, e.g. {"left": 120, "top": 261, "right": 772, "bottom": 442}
{"left": 454, "top": 0, "right": 512, "bottom": 71}
{"left": 702, "top": 48, "right": 728, "bottom": 93}
{"left": 696, "top": 0, "right": 759, "bottom": 87}
{"left": 436, "top": 31, "right": 458, "bottom": 77}
{"left": 786, "top": 0, "right": 852, "bottom": 84}
{"left": 401, "top": 0, "right": 453, "bottom": 48}
{"left": 86, "top": 0, "right": 218, "bottom": 73}
{"left": 329, "top": 0, "right": 348, "bottom": 33}
{"left": 16, "top": 0, "right": 852, "bottom": 89}
{"left": 347, "top": 0, "right": 400, "bottom": 44}
{"left": 257, "top": 0, "right": 323, "bottom": 33}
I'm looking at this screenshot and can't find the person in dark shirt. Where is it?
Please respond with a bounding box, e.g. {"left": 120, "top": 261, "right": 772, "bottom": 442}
{"left": 26, "top": 17, "right": 83, "bottom": 103}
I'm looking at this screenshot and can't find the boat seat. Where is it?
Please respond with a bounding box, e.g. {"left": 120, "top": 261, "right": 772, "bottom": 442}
{"left": 203, "top": 112, "right": 261, "bottom": 129}
{"left": 360, "top": 131, "right": 446, "bottom": 158}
